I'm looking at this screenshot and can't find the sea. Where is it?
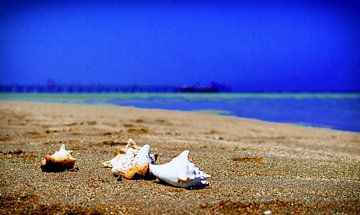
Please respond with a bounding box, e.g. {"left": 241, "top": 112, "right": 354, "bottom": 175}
{"left": 1, "top": 93, "right": 359, "bottom": 133}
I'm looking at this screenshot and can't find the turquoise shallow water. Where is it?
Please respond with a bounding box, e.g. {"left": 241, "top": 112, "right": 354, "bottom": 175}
{"left": 1, "top": 93, "right": 359, "bottom": 132}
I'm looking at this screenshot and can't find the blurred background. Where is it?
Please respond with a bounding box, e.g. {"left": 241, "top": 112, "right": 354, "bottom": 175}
{"left": 0, "top": 0, "right": 359, "bottom": 131}
{"left": 1, "top": 0, "right": 359, "bottom": 92}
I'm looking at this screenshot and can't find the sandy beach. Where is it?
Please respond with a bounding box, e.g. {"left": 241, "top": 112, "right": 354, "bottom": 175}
{"left": 0, "top": 101, "right": 359, "bottom": 214}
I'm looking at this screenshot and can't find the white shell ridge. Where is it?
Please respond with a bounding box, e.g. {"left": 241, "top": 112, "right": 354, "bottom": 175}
{"left": 52, "top": 144, "right": 74, "bottom": 160}
{"left": 149, "top": 150, "right": 210, "bottom": 188}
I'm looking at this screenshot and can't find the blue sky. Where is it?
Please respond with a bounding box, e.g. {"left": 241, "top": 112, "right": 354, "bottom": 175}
{"left": 0, "top": 0, "right": 359, "bottom": 91}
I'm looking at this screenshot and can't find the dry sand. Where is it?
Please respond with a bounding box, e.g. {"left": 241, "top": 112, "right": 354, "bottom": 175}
{"left": 0, "top": 101, "right": 359, "bottom": 214}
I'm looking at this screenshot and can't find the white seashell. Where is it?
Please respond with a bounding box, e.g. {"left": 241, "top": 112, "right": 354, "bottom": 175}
{"left": 264, "top": 210, "right": 272, "bottom": 215}
{"left": 102, "top": 138, "right": 142, "bottom": 168}
{"left": 103, "top": 139, "right": 153, "bottom": 179}
{"left": 41, "top": 144, "right": 77, "bottom": 172}
{"left": 149, "top": 150, "right": 210, "bottom": 188}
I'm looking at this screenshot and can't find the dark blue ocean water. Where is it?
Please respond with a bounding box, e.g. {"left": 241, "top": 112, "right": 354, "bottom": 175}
{"left": 105, "top": 94, "right": 360, "bottom": 132}
{"left": 1, "top": 93, "right": 359, "bottom": 132}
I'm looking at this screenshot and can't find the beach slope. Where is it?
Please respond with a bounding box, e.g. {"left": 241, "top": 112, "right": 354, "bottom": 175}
{"left": 0, "top": 102, "right": 359, "bottom": 214}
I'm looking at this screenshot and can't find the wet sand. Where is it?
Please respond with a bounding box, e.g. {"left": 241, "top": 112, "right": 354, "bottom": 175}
{"left": 0, "top": 101, "right": 359, "bottom": 214}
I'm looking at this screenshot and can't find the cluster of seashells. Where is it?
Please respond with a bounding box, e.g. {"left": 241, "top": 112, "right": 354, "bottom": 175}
{"left": 41, "top": 139, "right": 210, "bottom": 188}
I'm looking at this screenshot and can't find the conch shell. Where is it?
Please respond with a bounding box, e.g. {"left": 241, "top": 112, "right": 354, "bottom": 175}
{"left": 149, "top": 150, "right": 210, "bottom": 188}
{"left": 102, "top": 139, "right": 153, "bottom": 179}
{"left": 41, "top": 144, "right": 77, "bottom": 172}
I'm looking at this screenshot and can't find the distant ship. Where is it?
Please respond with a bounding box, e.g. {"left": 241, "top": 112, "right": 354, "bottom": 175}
{"left": 176, "top": 82, "right": 225, "bottom": 93}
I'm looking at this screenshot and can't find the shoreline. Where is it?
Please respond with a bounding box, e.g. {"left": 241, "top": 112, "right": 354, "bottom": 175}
{"left": 0, "top": 101, "right": 359, "bottom": 214}
{"left": 0, "top": 98, "right": 358, "bottom": 134}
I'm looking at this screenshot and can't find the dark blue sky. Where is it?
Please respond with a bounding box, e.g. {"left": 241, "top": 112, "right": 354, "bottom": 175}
{"left": 1, "top": 0, "right": 359, "bottom": 91}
